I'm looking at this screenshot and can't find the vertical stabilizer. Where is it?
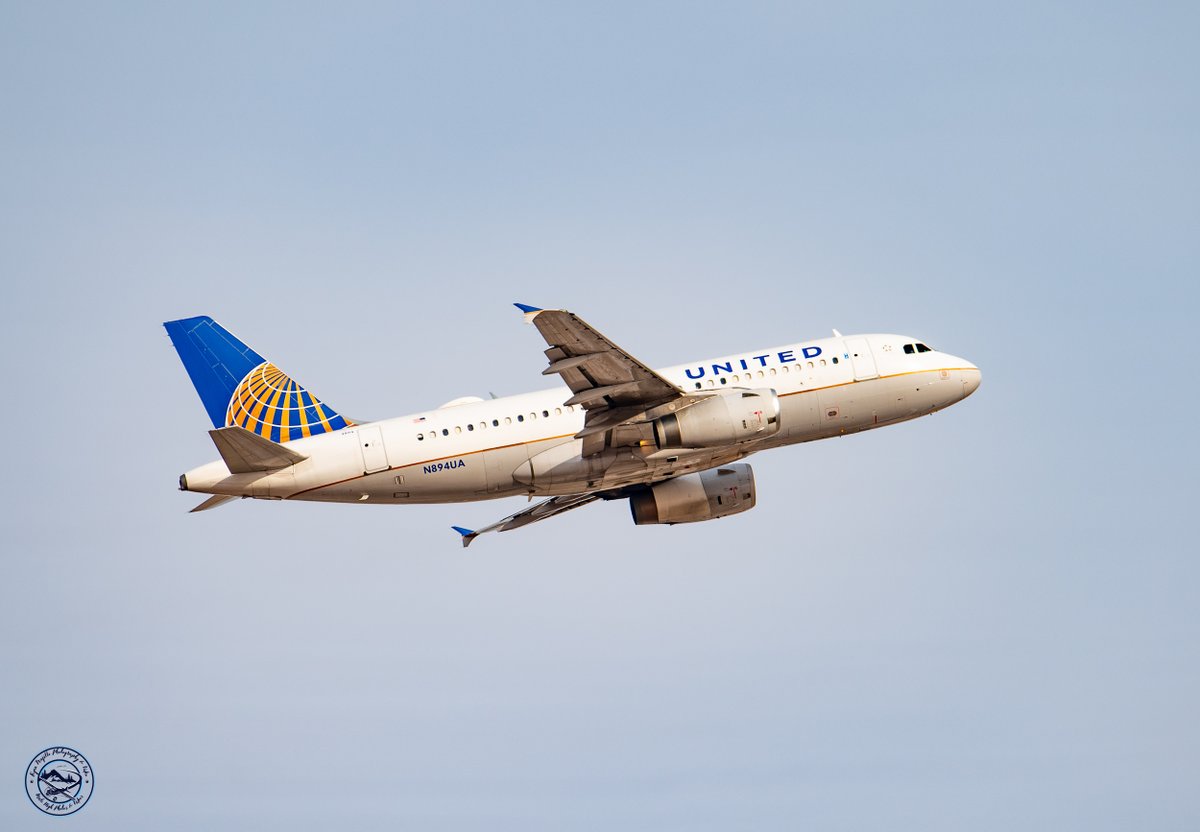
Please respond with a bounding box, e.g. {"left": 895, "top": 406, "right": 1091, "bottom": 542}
{"left": 164, "top": 316, "right": 352, "bottom": 442}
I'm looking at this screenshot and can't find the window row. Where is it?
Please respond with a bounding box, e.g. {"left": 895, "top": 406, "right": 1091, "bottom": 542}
{"left": 417, "top": 405, "right": 576, "bottom": 440}
{"left": 689, "top": 358, "right": 837, "bottom": 390}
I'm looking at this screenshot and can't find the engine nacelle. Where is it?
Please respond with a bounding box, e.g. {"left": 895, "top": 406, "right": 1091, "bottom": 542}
{"left": 629, "top": 463, "right": 756, "bottom": 525}
{"left": 654, "top": 389, "right": 780, "bottom": 449}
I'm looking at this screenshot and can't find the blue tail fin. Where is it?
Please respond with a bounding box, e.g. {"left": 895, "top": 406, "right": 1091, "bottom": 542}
{"left": 164, "top": 316, "right": 352, "bottom": 443}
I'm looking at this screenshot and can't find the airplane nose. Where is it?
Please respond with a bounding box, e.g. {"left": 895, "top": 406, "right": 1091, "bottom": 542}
{"left": 961, "top": 366, "right": 982, "bottom": 399}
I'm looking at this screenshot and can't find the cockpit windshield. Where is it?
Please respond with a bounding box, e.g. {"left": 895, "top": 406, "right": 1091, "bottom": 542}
{"left": 903, "top": 343, "right": 934, "bottom": 354}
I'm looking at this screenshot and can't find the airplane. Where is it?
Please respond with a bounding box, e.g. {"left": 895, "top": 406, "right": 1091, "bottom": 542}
{"left": 165, "top": 304, "right": 980, "bottom": 546}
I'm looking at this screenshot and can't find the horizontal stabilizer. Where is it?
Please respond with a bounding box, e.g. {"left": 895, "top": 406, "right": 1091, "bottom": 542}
{"left": 190, "top": 494, "right": 239, "bottom": 513}
{"left": 209, "top": 426, "right": 308, "bottom": 474}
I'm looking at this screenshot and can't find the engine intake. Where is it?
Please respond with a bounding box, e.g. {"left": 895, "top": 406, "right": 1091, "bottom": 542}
{"left": 629, "top": 463, "right": 756, "bottom": 525}
{"left": 654, "top": 389, "right": 780, "bottom": 449}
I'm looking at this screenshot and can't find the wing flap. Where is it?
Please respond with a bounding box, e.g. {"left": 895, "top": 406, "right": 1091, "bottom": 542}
{"left": 573, "top": 406, "right": 650, "bottom": 438}
{"left": 542, "top": 352, "right": 608, "bottom": 375}
{"left": 531, "top": 310, "right": 679, "bottom": 403}
{"left": 563, "top": 381, "right": 653, "bottom": 407}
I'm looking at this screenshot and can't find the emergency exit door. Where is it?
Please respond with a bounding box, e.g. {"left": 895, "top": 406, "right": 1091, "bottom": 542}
{"left": 357, "top": 425, "right": 389, "bottom": 473}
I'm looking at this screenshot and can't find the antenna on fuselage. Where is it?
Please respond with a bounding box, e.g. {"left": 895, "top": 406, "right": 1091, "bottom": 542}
{"left": 832, "top": 329, "right": 843, "bottom": 337}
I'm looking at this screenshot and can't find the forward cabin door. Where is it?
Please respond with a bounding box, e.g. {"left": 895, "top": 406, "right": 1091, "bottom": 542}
{"left": 357, "top": 425, "right": 389, "bottom": 474}
{"left": 844, "top": 338, "right": 878, "bottom": 381}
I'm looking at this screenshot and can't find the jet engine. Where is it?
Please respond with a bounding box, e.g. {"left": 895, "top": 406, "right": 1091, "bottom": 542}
{"left": 629, "top": 463, "right": 756, "bottom": 525}
{"left": 653, "top": 389, "right": 780, "bottom": 449}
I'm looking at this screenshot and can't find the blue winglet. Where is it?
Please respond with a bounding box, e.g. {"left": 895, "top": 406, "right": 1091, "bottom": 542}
{"left": 451, "top": 526, "right": 479, "bottom": 548}
{"left": 513, "top": 303, "right": 542, "bottom": 313}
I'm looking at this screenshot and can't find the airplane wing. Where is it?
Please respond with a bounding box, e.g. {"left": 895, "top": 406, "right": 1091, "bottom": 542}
{"left": 452, "top": 493, "right": 603, "bottom": 548}
{"left": 516, "top": 304, "right": 686, "bottom": 452}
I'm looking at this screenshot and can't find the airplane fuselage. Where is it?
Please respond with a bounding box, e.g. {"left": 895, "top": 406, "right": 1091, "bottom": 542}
{"left": 180, "top": 332, "right": 980, "bottom": 507}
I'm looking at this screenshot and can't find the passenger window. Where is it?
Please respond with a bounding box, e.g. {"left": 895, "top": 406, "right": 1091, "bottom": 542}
{"left": 542, "top": 410, "right": 549, "bottom": 418}
{"left": 807, "top": 361, "right": 814, "bottom": 369}
{"left": 706, "top": 380, "right": 714, "bottom": 387}
{"left": 454, "top": 426, "right": 462, "bottom": 434}
{"left": 555, "top": 408, "right": 562, "bottom": 416}
{"left": 504, "top": 417, "right": 512, "bottom": 425}
{"left": 517, "top": 415, "right": 524, "bottom": 422}
{"left": 529, "top": 412, "right": 536, "bottom": 421}
{"left": 492, "top": 419, "right": 499, "bottom": 427}
{"left": 442, "top": 428, "right": 449, "bottom": 436}
{"left": 757, "top": 370, "right": 764, "bottom": 378}
{"left": 417, "top": 433, "right": 424, "bottom": 441}
{"left": 820, "top": 359, "right": 827, "bottom": 366}
{"left": 832, "top": 357, "right": 838, "bottom": 364}
{"left": 720, "top": 377, "right": 727, "bottom": 385}
{"left": 769, "top": 368, "right": 776, "bottom": 376}
{"left": 467, "top": 424, "right": 474, "bottom": 431}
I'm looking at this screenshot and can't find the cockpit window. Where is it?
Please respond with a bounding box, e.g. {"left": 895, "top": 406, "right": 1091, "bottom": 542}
{"left": 916, "top": 343, "right": 932, "bottom": 353}
{"left": 903, "top": 344, "right": 915, "bottom": 354}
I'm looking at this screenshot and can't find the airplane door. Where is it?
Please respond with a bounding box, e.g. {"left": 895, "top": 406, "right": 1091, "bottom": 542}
{"left": 357, "top": 425, "right": 389, "bottom": 473}
{"left": 844, "top": 338, "right": 878, "bottom": 381}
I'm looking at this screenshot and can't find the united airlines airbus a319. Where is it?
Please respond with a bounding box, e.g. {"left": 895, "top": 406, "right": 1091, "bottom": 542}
{"left": 166, "top": 305, "right": 980, "bottom": 546}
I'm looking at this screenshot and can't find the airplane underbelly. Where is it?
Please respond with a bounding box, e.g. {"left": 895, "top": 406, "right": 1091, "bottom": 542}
{"left": 811, "top": 377, "right": 923, "bottom": 433}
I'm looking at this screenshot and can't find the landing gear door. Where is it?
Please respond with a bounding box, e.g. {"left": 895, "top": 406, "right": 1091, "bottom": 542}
{"left": 357, "top": 425, "right": 389, "bottom": 474}
{"left": 844, "top": 337, "right": 878, "bottom": 381}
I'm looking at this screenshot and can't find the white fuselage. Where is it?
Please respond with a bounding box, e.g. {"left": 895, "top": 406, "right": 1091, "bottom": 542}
{"left": 181, "top": 333, "right": 980, "bottom": 505}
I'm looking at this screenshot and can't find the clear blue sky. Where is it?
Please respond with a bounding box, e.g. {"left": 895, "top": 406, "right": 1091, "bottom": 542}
{"left": 2, "top": 3, "right": 1196, "bottom": 829}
